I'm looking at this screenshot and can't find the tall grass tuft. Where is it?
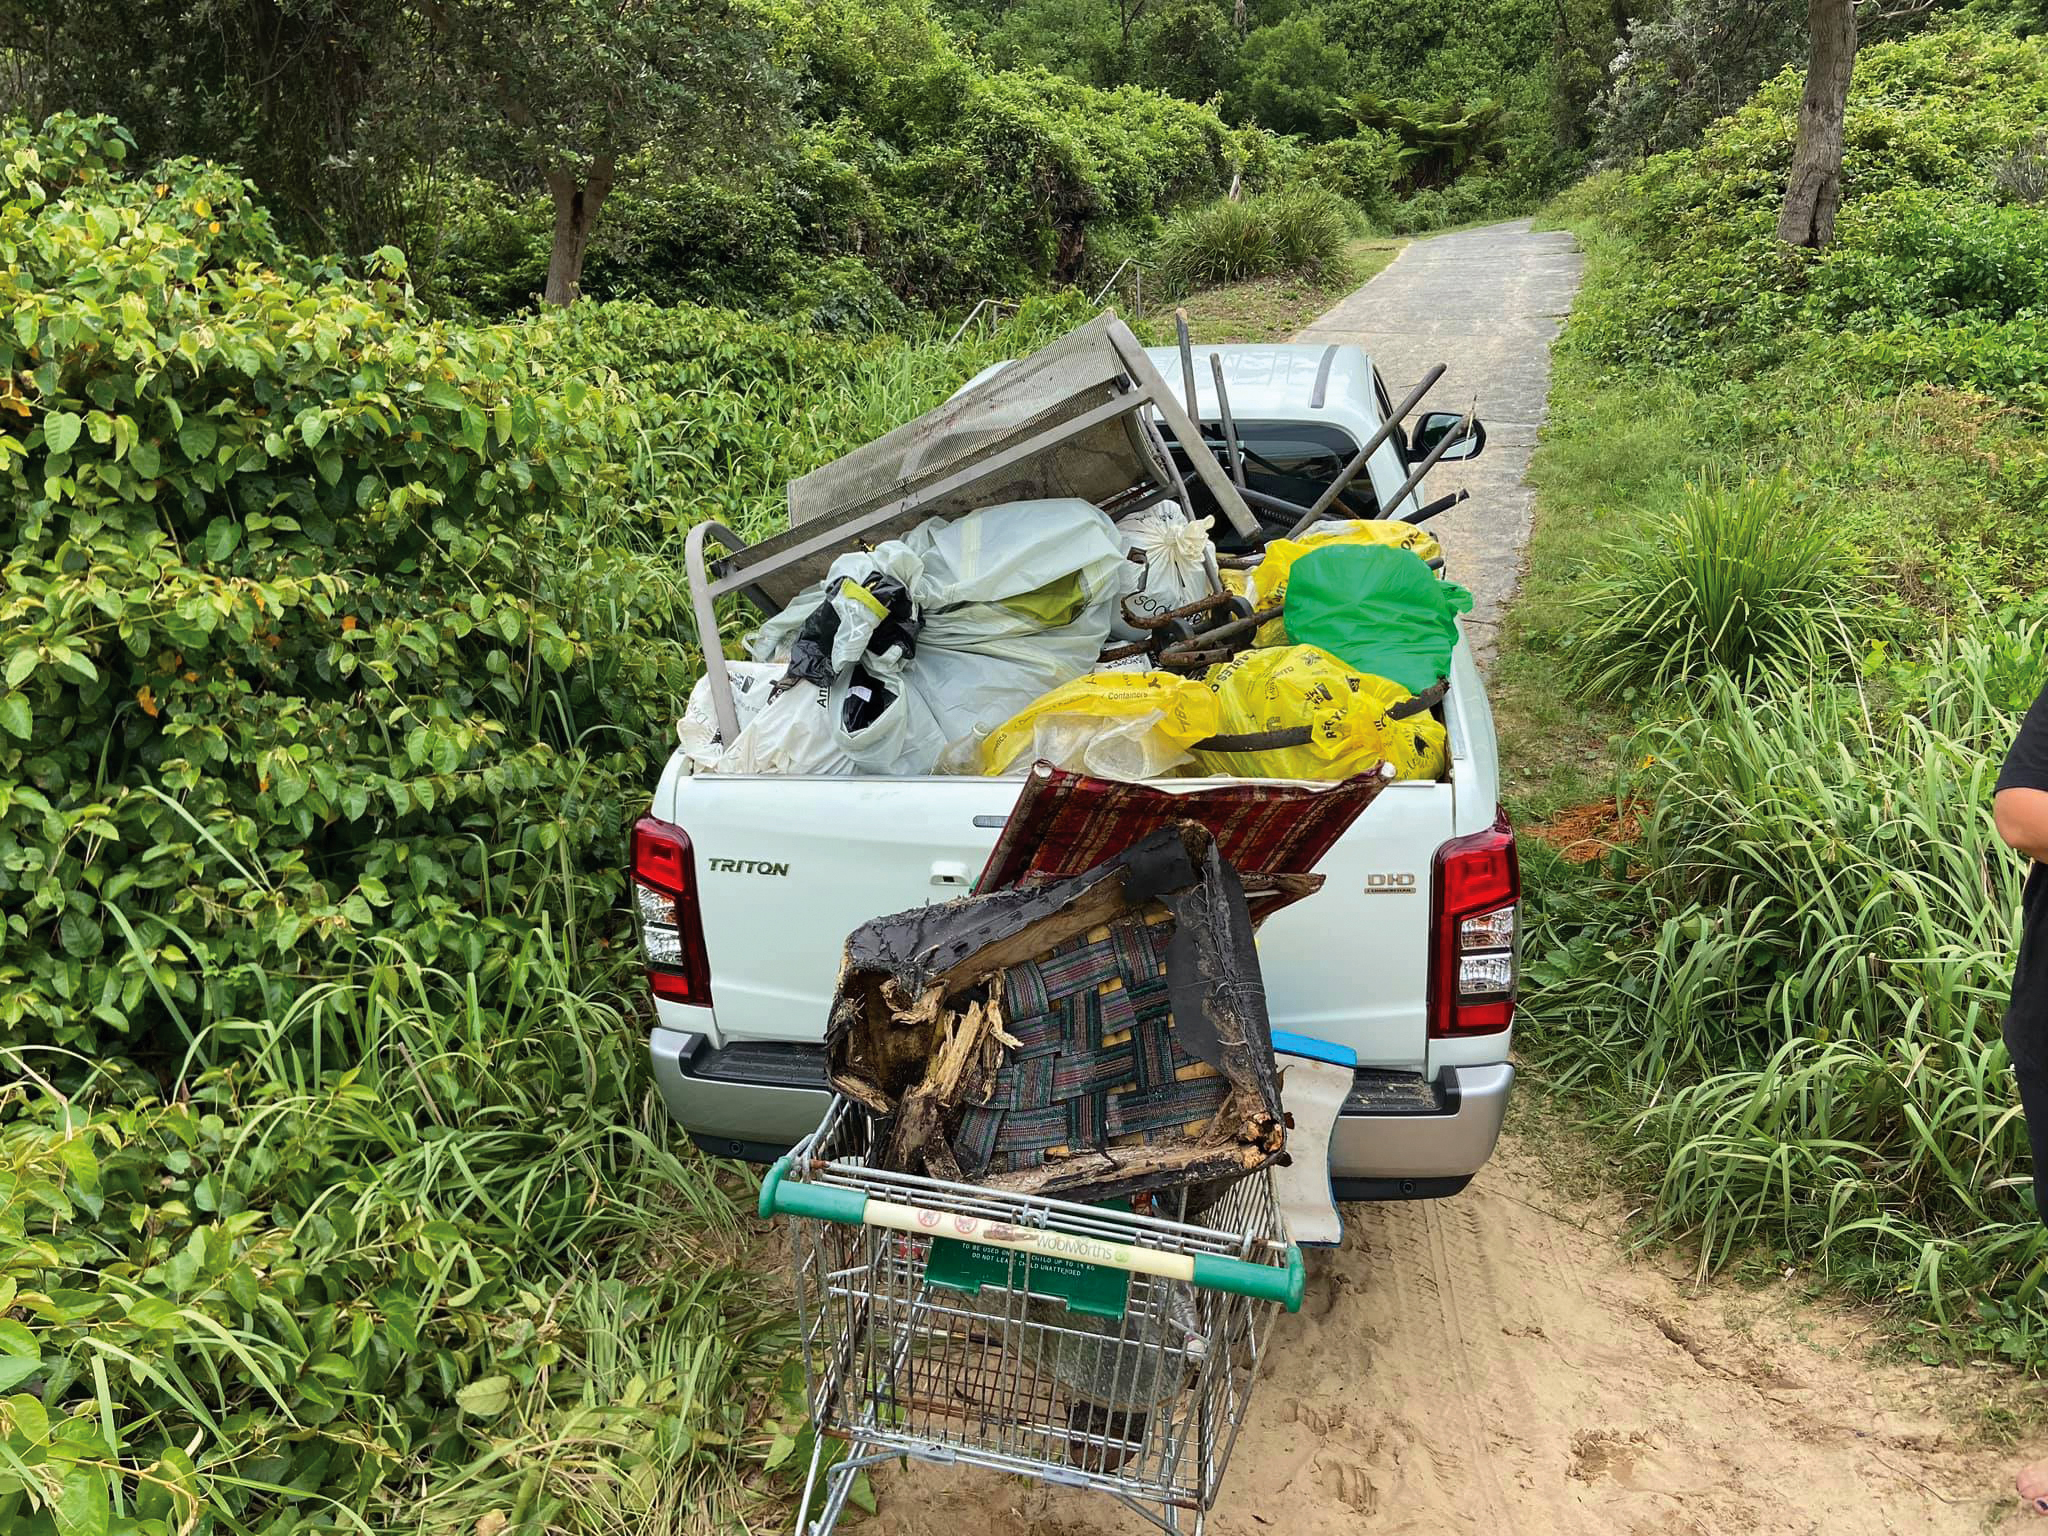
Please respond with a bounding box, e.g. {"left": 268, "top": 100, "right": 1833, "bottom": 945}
{"left": 1263, "top": 184, "right": 1358, "bottom": 282}
{"left": 1154, "top": 185, "right": 1357, "bottom": 294}
{"left": 1522, "top": 621, "right": 2048, "bottom": 1336}
{"left": 1569, "top": 472, "right": 1877, "bottom": 698}
{"left": 1156, "top": 198, "right": 1275, "bottom": 291}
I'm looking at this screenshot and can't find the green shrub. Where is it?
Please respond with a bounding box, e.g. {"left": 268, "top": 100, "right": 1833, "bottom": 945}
{"left": 0, "top": 113, "right": 1096, "bottom": 1531}
{"left": 1816, "top": 190, "right": 2048, "bottom": 327}
{"left": 1568, "top": 474, "right": 1874, "bottom": 698}
{"left": 1153, "top": 185, "right": 1356, "bottom": 293}
{"left": 0, "top": 119, "right": 692, "bottom": 1056}
{"left": 1228, "top": 15, "right": 1351, "bottom": 138}
{"left": 1561, "top": 28, "right": 2048, "bottom": 399}
{"left": 1300, "top": 129, "right": 1402, "bottom": 221}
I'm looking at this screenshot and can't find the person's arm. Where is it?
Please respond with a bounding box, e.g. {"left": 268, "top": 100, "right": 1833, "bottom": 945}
{"left": 1997, "top": 788, "right": 2048, "bottom": 865}
{"left": 1999, "top": 685, "right": 2048, "bottom": 863}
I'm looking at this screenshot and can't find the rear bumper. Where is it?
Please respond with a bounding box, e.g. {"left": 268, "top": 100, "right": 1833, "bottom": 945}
{"left": 1327, "top": 1061, "right": 1512, "bottom": 1201}
{"left": 651, "top": 1028, "right": 1512, "bottom": 1198}
{"left": 650, "top": 1029, "right": 832, "bottom": 1163}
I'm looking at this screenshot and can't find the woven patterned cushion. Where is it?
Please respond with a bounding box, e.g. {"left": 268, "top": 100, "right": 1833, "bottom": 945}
{"left": 952, "top": 913, "right": 1226, "bottom": 1176}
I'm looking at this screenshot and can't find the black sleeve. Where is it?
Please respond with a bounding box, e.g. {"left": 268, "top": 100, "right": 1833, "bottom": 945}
{"left": 2000, "top": 684, "right": 2048, "bottom": 795}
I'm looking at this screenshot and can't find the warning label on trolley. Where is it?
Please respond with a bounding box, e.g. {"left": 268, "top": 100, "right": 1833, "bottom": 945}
{"left": 924, "top": 1223, "right": 1132, "bottom": 1320}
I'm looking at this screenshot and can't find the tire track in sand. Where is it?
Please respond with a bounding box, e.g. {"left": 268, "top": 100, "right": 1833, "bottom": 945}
{"left": 863, "top": 1135, "right": 2019, "bottom": 1536}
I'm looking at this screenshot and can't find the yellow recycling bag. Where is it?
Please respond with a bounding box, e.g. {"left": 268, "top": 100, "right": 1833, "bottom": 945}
{"left": 981, "top": 671, "right": 1222, "bottom": 780}
{"left": 1191, "top": 645, "right": 1447, "bottom": 782}
{"left": 1247, "top": 523, "right": 1443, "bottom": 647}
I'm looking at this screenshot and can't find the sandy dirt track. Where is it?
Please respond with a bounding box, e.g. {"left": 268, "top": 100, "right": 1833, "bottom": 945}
{"left": 865, "top": 1132, "right": 2028, "bottom": 1536}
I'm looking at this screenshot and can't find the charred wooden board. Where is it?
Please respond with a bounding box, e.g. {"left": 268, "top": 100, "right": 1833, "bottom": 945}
{"left": 827, "top": 823, "right": 1287, "bottom": 1204}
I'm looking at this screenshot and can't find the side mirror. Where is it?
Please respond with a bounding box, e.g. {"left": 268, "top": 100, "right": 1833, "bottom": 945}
{"left": 1409, "top": 412, "right": 1486, "bottom": 463}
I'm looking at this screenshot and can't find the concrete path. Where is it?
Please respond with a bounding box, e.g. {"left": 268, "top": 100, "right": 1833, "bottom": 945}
{"left": 1294, "top": 217, "right": 1584, "bottom": 663}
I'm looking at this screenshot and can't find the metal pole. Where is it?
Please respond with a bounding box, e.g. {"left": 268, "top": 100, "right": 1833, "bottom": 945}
{"left": 1406, "top": 488, "right": 1470, "bottom": 526}
{"left": 1375, "top": 407, "right": 1478, "bottom": 525}
{"left": 1282, "top": 363, "right": 1447, "bottom": 540}
{"left": 1176, "top": 309, "right": 1200, "bottom": 426}
{"left": 1209, "top": 353, "right": 1245, "bottom": 488}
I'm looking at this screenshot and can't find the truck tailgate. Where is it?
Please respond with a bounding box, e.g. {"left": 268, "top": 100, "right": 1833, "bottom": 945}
{"left": 659, "top": 773, "right": 1451, "bottom": 1071}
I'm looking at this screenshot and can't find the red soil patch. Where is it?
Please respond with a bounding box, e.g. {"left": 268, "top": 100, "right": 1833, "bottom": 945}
{"left": 1525, "top": 797, "right": 1645, "bottom": 865}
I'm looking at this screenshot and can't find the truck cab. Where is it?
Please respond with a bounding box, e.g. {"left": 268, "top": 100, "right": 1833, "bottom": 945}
{"left": 635, "top": 342, "right": 1516, "bottom": 1201}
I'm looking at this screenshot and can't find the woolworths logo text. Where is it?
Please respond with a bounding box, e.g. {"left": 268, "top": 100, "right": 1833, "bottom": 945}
{"left": 707, "top": 858, "right": 791, "bottom": 877}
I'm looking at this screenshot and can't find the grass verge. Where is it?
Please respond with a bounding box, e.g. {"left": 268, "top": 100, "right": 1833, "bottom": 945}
{"left": 1498, "top": 199, "right": 2048, "bottom": 1365}
{"left": 1139, "top": 236, "right": 1403, "bottom": 346}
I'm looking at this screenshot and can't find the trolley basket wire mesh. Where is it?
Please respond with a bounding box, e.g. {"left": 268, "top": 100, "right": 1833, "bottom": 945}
{"left": 759, "top": 1096, "right": 1305, "bottom": 1536}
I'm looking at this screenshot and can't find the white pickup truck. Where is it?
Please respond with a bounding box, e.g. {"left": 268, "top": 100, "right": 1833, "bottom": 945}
{"left": 633, "top": 342, "right": 1517, "bottom": 1201}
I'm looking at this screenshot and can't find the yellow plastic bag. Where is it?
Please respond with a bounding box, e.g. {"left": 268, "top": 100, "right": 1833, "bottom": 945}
{"left": 981, "top": 671, "right": 1222, "bottom": 780}
{"left": 1191, "top": 645, "right": 1447, "bottom": 782}
{"left": 1248, "top": 523, "right": 1443, "bottom": 647}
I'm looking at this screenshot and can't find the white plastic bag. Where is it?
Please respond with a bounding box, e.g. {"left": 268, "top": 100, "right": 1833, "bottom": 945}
{"left": 719, "top": 684, "right": 858, "bottom": 775}
{"left": 727, "top": 499, "right": 1127, "bottom": 776}
{"left": 676, "top": 661, "right": 786, "bottom": 773}
{"left": 1110, "top": 502, "right": 1220, "bottom": 640}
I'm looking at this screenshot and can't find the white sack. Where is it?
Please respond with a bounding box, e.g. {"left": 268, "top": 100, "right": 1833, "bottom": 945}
{"left": 1109, "top": 502, "right": 1220, "bottom": 641}
{"left": 724, "top": 499, "right": 1125, "bottom": 776}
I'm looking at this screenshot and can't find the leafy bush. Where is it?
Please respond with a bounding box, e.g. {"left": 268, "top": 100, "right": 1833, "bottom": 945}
{"left": 1384, "top": 171, "right": 1519, "bottom": 233}
{"left": 1129, "top": 0, "right": 1243, "bottom": 104}
{"left": 1816, "top": 191, "right": 2048, "bottom": 325}
{"left": 1558, "top": 30, "right": 2048, "bottom": 410}
{"left": 1299, "top": 129, "right": 1403, "bottom": 221}
{"left": 0, "top": 113, "right": 1090, "bottom": 1531}
{"left": 2, "top": 119, "right": 687, "bottom": 1055}
{"left": 1568, "top": 474, "right": 1872, "bottom": 698}
{"left": 1154, "top": 186, "right": 1356, "bottom": 292}
{"left": 1228, "top": 15, "right": 1352, "bottom": 138}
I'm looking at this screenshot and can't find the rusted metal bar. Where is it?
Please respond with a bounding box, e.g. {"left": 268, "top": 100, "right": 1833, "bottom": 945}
{"left": 1373, "top": 407, "right": 1478, "bottom": 529}
{"left": 1119, "top": 589, "right": 1241, "bottom": 633}
{"left": 1282, "top": 363, "right": 1448, "bottom": 540}
{"left": 1209, "top": 353, "right": 1245, "bottom": 488}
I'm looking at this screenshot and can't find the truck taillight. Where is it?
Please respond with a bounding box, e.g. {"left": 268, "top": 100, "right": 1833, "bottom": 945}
{"left": 1429, "top": 807, "right": 1518, "bottom": 1038}
{"left": 631, "top": 816, "right": 712, "bottom": 1006}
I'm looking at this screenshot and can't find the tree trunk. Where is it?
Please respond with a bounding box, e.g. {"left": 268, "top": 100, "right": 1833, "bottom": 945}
{"left": 1776, "top": 0, "right": 1856, "bottom": 249}
{"left": 1118, "top": 0, "right": 1148, "bottom": 47}
{"left": 542, "top": 158, "right": 615, "bottom": 307}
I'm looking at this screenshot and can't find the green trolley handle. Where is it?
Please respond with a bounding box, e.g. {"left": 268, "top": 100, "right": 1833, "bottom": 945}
{"left": 760, "top": 1155, "right": 1306, "bottom": 1313}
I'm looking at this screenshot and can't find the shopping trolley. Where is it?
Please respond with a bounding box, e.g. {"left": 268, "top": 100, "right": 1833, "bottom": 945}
{"left": 759, "top": 1096, "right": 1305, "bottom": 1536}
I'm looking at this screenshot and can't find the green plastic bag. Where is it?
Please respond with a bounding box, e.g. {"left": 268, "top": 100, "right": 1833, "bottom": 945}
{"left": 1281, "top": 544, "right": 1473, "bottom": 694}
